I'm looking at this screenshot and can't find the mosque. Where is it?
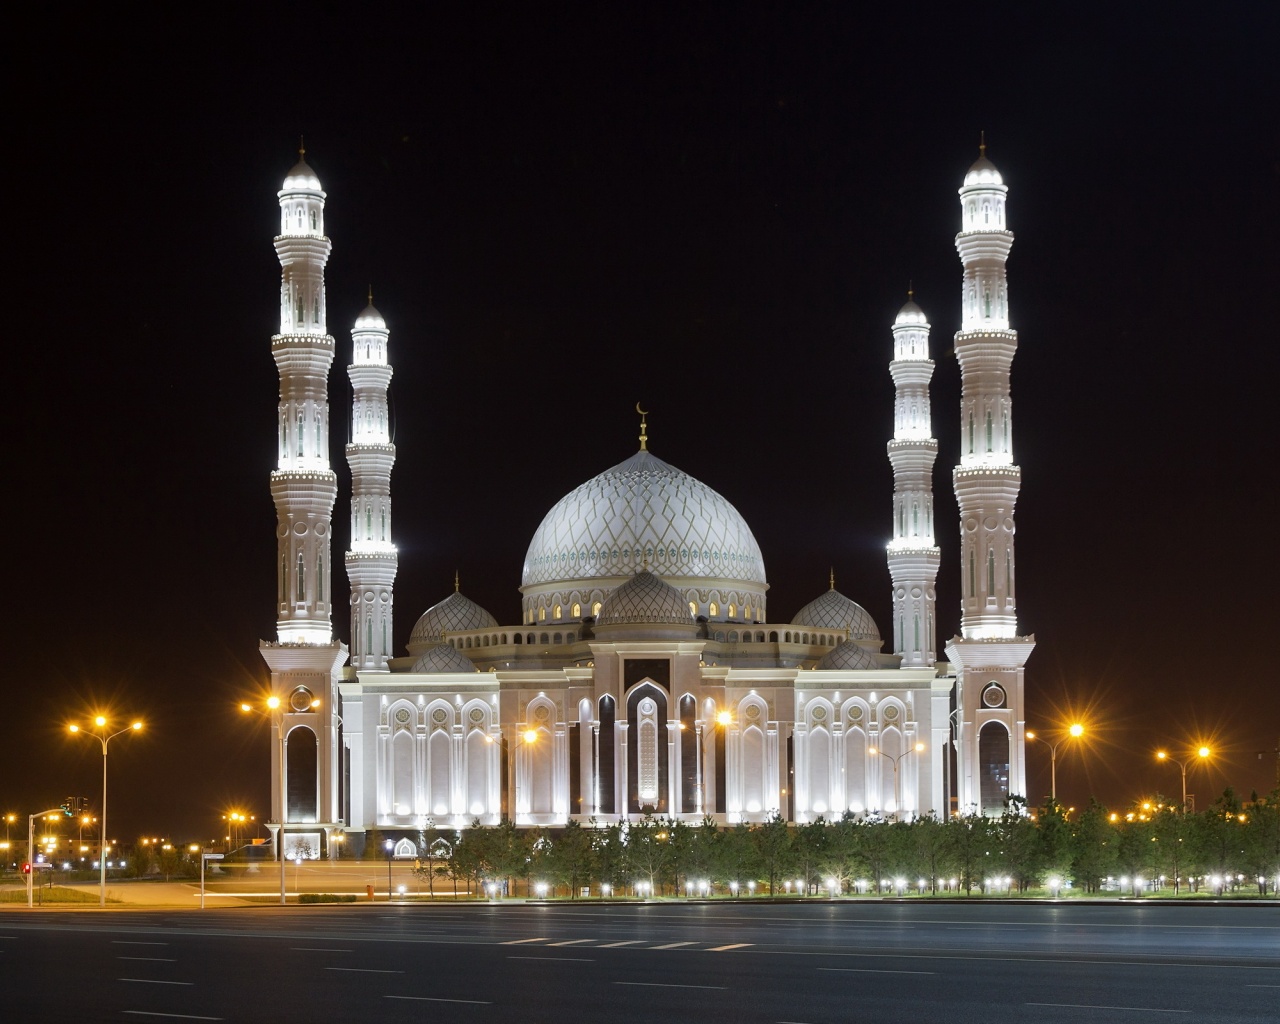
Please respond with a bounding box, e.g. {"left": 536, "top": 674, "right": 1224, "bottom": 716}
{"left": 258, "top": 146, "right": 1034, "bottom": 858}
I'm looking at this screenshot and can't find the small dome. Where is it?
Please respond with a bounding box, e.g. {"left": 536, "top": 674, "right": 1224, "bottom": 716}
{"left": 792, "top": 588, "right": 881, "bottom": 643}
{"left": 818, "top": 640, "right": 879, "bottom": 671}
{"left": 407, "top": 591, "right": 498, "bottom": 654}
{"left": 963, "top": 155, "right": 1003, "bottom": 187}
{"left": 595, "top": 571, "right": 691, "bottom": 626}
{"left": 411, "top": 642, "right": 477, "bottom": 674}
{"left": 282, "top": 156, "right": 323, "bottom": 192}
{"left": 894, "top": 299, "right": 927, "bottom": 326}
{"left": 354, "top": 302, "right": 386, "bottom": 330}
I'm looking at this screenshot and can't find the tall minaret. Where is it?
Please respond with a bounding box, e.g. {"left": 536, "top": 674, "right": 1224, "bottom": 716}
{"left": 269, "top": 148, "right": 338, "bottom": 644}
{"left": 261, "top": 150, "right": 347, "bottom": 857}
{"left": 946, "top": 140, "right": 1035, "bottom": 814}
{"left": 344, "top": 297, "right": 397, "bottom": 673}
{"left": 886, "top": 291, "right": 940, "bottom": 668}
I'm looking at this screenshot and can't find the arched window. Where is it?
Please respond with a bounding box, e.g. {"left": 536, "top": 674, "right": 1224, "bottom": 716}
{"left": 380, "top": 508, "right": 387, "bottom": 540}
{"left": 553, "top": 604, "right": 562, "bottom": 620}
{"left": 310, "top": 209, "right": 317, "bottom": 230}
{"left": 296, "top": 552, "right": 305, "bottom": 601}
{"left": 987, "top": 548, "right": 996, "bottom": 595}
{"left": 728, "top": 603, "right": 736, "bottom": 618}
{"left": 316, "top": 555, "right": 324, "bottom": 603}
{"left": 592, "top": 601, "right": 602, "bottom": 617}
{"left": 365, "top": 613, "right": 373, "bottom": 654}
{"left": 538, "top": 607, "right": 546, "bottom": 622}
{"left": 913, "top": 613, "right": 920, "bottom": 651}
{"left": 571, "top": 602, "right": 581, "bottom": 618}
{"left": 296, "top": 412, "right": 305, "bottom": 457}
{"left": 911, "top": 502, "right": 919, "bottom": 535}
{"left": 968, "top": 550, "right": 976, "bottom": 598}
{"left": 985, "top": 412, "right": 993, "bottom": 452}
{"left": 967, "top": 412, "right": 975, "bottom": 454}
{"left": 689, "top": 601, "right": 697, "bottom": 616}
{"left": 709, "top": 601, "right": 719, "bottom": 617}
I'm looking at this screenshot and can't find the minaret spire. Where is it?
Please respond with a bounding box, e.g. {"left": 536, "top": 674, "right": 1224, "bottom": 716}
{"left": 344, "top": 297, "right": 398, "bottom": 673}
{"left": 946, "top": 144, "right": 1035, "bottom": 815}
{"left": 270, "top": 149, "right": 337, "bottom": 644}
{"left": 636, "top": 402, "right": 649, "bottom": 451}
{"left": 886, "top": 289, "right": 941, "bottom": 667}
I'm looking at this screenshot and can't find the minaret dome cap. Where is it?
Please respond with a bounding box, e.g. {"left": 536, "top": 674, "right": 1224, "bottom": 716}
{"left": 894, "top": 298, "right": 928, "bottom": 325}
{"left": 354, "top": 302, "right": 386, "bottom": 330}
{"left": 282, "top": 156, "right": 323, "bottom": 192}
{"left": 963, "top": 154, "right": 1003, "bottom": 187}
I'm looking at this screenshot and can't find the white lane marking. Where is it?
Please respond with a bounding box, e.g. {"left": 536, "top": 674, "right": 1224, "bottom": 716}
{"left": 121, "top": 1013, "right": 223, "bottom": 1021}
{"left": 1246, "top": 984, "right": 1280, "bottom": 987}
{"left": 292, "top": 947, "right": 352, "bottom": 952}
{"left": 1026, "top": 1003, "right": 1189, "bottom": 1014}
{"left": 819, "top": 967, "right": 936, "bottom": 975}
{"left": 117, "top": 957, "right": 177, "bottom": 962}
{"left": 506, "top": 955, "right": 594, "bottom": 962}
{"left": 118, "top": 979, "right": 193, "bottom": 986}
{"left": 548, "top": 938, "right": 594, "bottom": 946}
{"left": 615, "top": 981, "right": 727, "bottom": 990}
{"left": 385, "top": 996, "right": 492, "bottom": 1004}
{"left": 599, "top": 940, "right": 644, "bottom": 947}
{"left": 765, "top": 950, "right": 1279, "bottom": 970}
{"left": 501, "top": 936, "right": 549, "bottom": 944}
{"left": 707, "top": 942, "right": 753, "bottom": 951}
{"left": 112, "top": 941, "right": 170, "bottom": 946}
{"left": 650, "top": 941, "right": 696, "bottom": 949}
{"left": 326, "top": 967, "right": 403, "bottom": 974}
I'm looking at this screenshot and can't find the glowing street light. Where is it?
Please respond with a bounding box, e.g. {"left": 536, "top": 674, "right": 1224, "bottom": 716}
{"left": 1025, "top": 724, "right": 1084, "bottom": 801}
{"left": 1156, "top": 746, "right": 1211, "bottom": 812}
{"left": 68, "top": 716, "right": 142, "bottom": 907}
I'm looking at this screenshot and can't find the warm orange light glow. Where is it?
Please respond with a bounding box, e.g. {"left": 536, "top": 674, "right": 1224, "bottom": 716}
{"left": 266, "top": 696, "right": 281, "bottom": 710}
{"left": 94, "top": 716, "right": 107, "bottom": 727}
{"left": 310, "top": 698, "right": 321, "bottom": 708}
{"left": 1068, "top": 723, "right": 1084, "bottom": 738}
{"left": 1025, "top": 731, "right": 1036, "bottom": 741}
{"left": 1156, "top": 750, "right": 1168, "bottom": 761}
{"left": 523, "top": 729, "right": 538, "bottom": 744}
{"left": 131, "top": 722, "right": 142, "bottom": 731}
{"left": 1197, "top": 746, "right": 1211, "bottom": 759}
{"left": 716, "top": 711, "right": 732, "bottom": 726}
{"left": 68, "top": 724, "right": 80, "bottom": 733}
{"left": 914, "top": 742, "right": 925, "bottom": 752}
{"left": 240, "top": 703, "right": 252, "bottom": 713}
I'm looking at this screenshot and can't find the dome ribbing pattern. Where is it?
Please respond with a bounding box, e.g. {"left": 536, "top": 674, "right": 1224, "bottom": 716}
{"left": 792, "top": 588, "right": 881, "bottom": 643}
{"left": 595, "top": 571, "right": 692, "bottom": 626}
{"left": 407, "top": 591, "right": 498, "bottom": 653}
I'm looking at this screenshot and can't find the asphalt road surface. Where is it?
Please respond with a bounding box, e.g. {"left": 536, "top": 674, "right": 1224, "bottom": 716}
{"left": 2, "top": 902, "right": 1277, "bottom": 1023}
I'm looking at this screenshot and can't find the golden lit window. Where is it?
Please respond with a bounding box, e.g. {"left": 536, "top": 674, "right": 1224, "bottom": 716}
{"left": 539, "top": 607, "right": 546, "bottom": 622}
{"left": 572, "top": 602, "right": 581, "bottom": 618}
{"left": 553, "top": 604, "right": 562, "bottom": 620}
{"left": 592, "top": 601, "right": 602, "bottom": 616}
{"left": 709, "top": 602, "right": 719, "bottom": 617}
{"left": 688, "top": 601, "right": 697, "bottom": 616}
{"left": 727, "top": 603, "right": 736, "bottom": 618}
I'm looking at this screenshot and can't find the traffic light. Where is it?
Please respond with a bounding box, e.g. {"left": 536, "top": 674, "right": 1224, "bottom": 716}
{"left": 60, "top": 797, "right": 81, "bottom": 817}
{"left": 21, "top": 862, "right": 31, "bottom": 874}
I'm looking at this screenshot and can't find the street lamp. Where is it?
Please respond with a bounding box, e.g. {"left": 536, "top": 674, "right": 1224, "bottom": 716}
{"left": 868, "top": 742, "right": 925, "bottom": 818}
{"left": 385, "top": 839, "right": 395, "bottom": 900}
{"left": 1156, "top": 746, "right": 1211, "bottom": 812}
{"left": 68, "top": 716, "right": 142, "bottom": 907}
{"left": 241, "top": 695, "right": 311, "bottom": 905}
{"left": 1025, "top": 723, "right": 1084, "bottom": 801}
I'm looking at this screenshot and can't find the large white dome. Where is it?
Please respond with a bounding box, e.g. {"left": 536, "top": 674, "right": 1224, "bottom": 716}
{"left": 520, "top": 449, "right": 767, "bottom": 623}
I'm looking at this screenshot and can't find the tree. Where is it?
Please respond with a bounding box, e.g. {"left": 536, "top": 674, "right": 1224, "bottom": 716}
{"left": 999, "top": 805, "right": 1043, "bottom": 892}
{"left": 546, "top": 821, "right": 596, "bottom": 896}
{"left": 1070, "top": 801, "right": 1117, "bottom": 893}
{"left": 1036, "top": 799, "right": 1073, "bottom": 886}
{"left": 753, "top": 812, "right": 794, "bottom": 894}
{"left": 943, "top": 813, "right": 994, "bottom": 895}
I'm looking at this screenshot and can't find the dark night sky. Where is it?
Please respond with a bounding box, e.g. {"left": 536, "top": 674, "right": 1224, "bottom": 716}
{"left": 7, "top": 4, "right": 1278, "bottom": 843}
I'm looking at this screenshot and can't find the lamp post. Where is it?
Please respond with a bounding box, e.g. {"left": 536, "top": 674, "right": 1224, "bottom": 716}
{"left": 1025, "top": 723, "right": 1084, "bottom": 801}
{"left": 68, "top": 716, "right": 142, "bottom": 907}
{"left": 1156, "top": 746, "right": 1211, "bottom": 812}
{"left": 385, "top": 839, "right": 394, "bottom": 900}
{"left": 868, "top": 742, "right": 925, "bottom": 819}
{"left": 241, "top": 696, "right": 296, "bottom": 905}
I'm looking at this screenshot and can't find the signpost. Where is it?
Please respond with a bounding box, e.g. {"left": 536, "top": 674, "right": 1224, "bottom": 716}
{"left": 200, "top": 852, "right": 224, "bottom": 909}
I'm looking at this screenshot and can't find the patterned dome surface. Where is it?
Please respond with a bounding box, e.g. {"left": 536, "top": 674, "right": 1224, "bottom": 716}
{"left": 895, "top": 299, "right": 927, "bottom": 325}
{"left": 595, "top": 571, "right": 692, "bottom": 626}
{"left": 408, "top": 591, "right": 498, "bottom": 652}
{"left": 353, "top": 302, "right": 386, "bottom": 330}
{"left": 818, "top": 640, "right": 879, "bottom": 671}
{"left": 792, "top": 588, "right": 881, "bottom": 642}
{"left": 411, "top": 642, "right": 478, "bottom": 674}
{"left": 522, "top": 449, "right": 766, "bottom": 590}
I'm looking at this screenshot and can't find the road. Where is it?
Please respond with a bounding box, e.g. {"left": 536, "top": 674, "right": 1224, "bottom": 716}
{"left": 2, "top": 902, "right": 1276, "bottom": 1022}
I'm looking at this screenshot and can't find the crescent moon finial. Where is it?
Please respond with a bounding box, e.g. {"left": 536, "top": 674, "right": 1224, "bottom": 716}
{"left": 636, "top": 403, "right": 649, "bottom": 451}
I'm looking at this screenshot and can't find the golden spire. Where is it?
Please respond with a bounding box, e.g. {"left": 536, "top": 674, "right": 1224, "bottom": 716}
{"left": 367, "top": 284, "right": 373, "bottom": 305}
{"left": 979, "top": 130, "right": 986, "bottom": 157}
{"left": 907, "top": 280, "right": 914, "bottom": 301}
{"left": 299, "top": 135, "right": 306, "bottom": 158}
{"left": 829, "top": 567, "right": 835, "bottom": 591}
{"left": 454, "top": 570, "right": 460, "bottom": 593}
{"left": 636, "top": 402, "right": 649, "bottom": 451}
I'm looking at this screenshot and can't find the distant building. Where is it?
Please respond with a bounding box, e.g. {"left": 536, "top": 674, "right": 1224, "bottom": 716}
{"left": 257, "top": 146, "right": 1033, "bottom": 858}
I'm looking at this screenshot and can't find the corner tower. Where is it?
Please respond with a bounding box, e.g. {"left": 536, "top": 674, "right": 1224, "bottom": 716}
{"left": 344, "top": 298, "right": 397, "bottom": 673}
{"left": 260, "top": 149, "right": 347, "bottom": 858}
{"left": 886, "top": 292, "right": 941, "bottom": 668}
{"left": 946, "top": 141, "right": 1034, "bottom": 814}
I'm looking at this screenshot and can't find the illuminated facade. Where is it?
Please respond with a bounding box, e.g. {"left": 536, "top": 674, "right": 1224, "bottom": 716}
{"left": 258, "top": 148, "right": 1033, "bottom": 857}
